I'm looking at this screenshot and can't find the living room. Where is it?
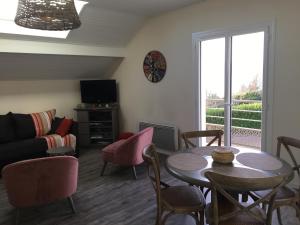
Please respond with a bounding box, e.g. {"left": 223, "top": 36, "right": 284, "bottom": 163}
{"left": 1, "top": 0, "right": 300, "bottom": 225}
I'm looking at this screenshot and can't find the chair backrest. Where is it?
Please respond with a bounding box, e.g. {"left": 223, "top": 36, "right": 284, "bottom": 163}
{"left": 277, "top": 136, "right": 300, "bottom": 186}
{"left": 181, "top": 130, "right": 224, "bottom": 149}
{"left": 205, "top": 171, "right": 286, "bottom": 225}
{"left": 2, "top": 156, "right": 78, "bottom": 208}
{"left": 142, "top": 144, "right": 162, "bottom": 205}
{"left": 115, "top": 127, "right": 154, "bottom": 165}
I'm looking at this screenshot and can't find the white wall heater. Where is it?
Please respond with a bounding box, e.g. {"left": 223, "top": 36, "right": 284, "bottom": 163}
{"left": 139, "top": 122, "right": 178, "bottom": 154}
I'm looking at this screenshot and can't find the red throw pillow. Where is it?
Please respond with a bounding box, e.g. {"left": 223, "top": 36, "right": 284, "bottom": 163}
{"left": 117, "top": 132, "right": 134, "bottom": 140}
{"left": 56, "top": 118, "right": 73, "bottom": 136}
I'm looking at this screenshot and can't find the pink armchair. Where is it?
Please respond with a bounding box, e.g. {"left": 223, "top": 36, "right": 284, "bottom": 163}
{"left": 2, "top": 156, "right": 78, "bottom": 225}
{"left": 101, "top": 127, "right": 154, "bottom": 179}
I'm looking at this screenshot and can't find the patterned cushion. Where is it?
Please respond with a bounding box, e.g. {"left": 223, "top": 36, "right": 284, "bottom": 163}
{"left": 30, "top": 109, "right": 56, "bottom": 137}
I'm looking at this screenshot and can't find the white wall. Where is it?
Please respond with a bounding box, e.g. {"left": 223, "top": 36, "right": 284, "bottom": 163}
{"left": 0, "top": 80, "right": 80, "bottom": 119}
{"left": 113, "top": 0, "right": 300, "bottom": 166}
{"left": 0, "top": 36, "right": 125, "bottom": 119}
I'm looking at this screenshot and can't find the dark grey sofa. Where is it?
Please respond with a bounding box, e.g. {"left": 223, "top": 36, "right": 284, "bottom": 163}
{"left": 0, "top": 113, "right": 78, "bottom": 171}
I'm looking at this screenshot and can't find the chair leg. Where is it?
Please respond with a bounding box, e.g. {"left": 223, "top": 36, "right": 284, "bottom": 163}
{"left": 262, "top": 202, "right": 267, "bottom": 211}
{"left": 293, "top": 203, "right": 300, "bottom": 220}
{"left": 194, "top": 212, "right": 202, "bottom": 225}
{"left": 132, "top": 166, "right": 137, "bottom": 179}
{"left": 155, "top": 207, "right": 162, "bottom": 225}
{"left": 276, "top": 208, "right": 283, "bottom": 225}
{"left": 192, "top": 212, "right": 199, "bottom": 225}
{"left": 15, "top": 208, "right": 20, "bottom": 225}
{"left": 101, "top": 161, "right": 108, "bottom": 176}
{"left": 68, "top": 196, "right": 76, "bottom": 214}
{"left": 199, "top": 211, "right": 204, "bottom": 225}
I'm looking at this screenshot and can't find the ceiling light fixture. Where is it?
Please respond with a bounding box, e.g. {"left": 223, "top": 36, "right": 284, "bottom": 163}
{"left": 15, "top": 0, "right": 81, "bottom": 30}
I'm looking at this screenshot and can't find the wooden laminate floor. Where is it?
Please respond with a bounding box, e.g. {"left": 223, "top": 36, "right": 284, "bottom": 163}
{"left": 0, "top": 149, "right": 299, "bottom": 225}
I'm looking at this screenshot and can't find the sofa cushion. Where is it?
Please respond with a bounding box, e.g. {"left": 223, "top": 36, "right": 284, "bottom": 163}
{"left": 12, "top": 113, "right": 36, "bottom": 140}
{"left": 56, "top": 118, "right": 73, "bottom": 136}
{"left": 0, "top": 138, "right": 47, "bottom": 161}
{"left": 49, "top": 117, "right": 65, "bottom": 134}
{"left": 30, "top": 109, "right": 56, "bottom": 137}
{"left": 0, "top": 112, "right": 15, "bottom": 144}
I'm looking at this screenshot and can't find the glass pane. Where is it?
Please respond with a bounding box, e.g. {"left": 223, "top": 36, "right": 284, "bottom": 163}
{"left": 231, "top": 32, "right": 264, "bottom": 150}
{"left": 201, "top": 38, "right": 225, "bottom": 146}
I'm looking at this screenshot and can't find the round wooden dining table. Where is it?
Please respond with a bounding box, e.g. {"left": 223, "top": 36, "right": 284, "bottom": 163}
{"left": 166, "top": 146, "right": 294, "bottom": 188}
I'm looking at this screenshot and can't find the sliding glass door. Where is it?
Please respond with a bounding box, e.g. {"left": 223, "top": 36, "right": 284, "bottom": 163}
{"left": 195, "top": 28, "right": 269, "bottom": 150}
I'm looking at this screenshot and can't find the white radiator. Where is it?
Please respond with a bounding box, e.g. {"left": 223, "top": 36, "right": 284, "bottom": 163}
{"left": 139, "top": 122, "right": 178, "bottom": 153}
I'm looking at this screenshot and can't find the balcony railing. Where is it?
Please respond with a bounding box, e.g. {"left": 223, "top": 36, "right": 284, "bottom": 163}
{"left": 205, "top": 98, "right": 262, "bottom": 149}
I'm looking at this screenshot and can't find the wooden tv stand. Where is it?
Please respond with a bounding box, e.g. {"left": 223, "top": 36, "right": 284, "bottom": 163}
{"left": 74, "top": 106, "right": 119, "bottom": 147}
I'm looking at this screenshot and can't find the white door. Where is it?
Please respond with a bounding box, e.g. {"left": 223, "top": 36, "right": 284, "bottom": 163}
{"left": 193, "top": 26, "right": 272, "bottom": 150}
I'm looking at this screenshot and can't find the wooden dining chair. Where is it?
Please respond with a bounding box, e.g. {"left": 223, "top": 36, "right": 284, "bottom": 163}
{"left": 250, "top": 136, "right": 300, "bottom": 225}
{"left": 181, "top": 130, "right": 224, "bottom": 149}
{"left": 142, "top": 144, "right": 206, "bottom": 225}
{"left": 181, "top": 129, "right": 223, "bottom": 198}
{"left": 205, "top": 170, "right": 287, "bottom": 225}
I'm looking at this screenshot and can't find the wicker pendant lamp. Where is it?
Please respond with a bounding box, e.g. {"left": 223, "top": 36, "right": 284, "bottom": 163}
{"left": 15, "top": 0, "right": 81, "bottom": 30}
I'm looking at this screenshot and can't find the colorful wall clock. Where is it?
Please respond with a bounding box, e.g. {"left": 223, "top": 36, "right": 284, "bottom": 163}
{"left": 143, "top": 50, "right": 167, "bottom": 83}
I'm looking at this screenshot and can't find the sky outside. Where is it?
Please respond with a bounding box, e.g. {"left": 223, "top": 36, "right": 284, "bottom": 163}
{"left": 201, "top": 32, "right": 264, "bottom": 98}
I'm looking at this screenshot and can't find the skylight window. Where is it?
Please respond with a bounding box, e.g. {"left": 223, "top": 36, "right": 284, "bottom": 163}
{"left": 0, "top": 0, "right": 88, "bottom": 39}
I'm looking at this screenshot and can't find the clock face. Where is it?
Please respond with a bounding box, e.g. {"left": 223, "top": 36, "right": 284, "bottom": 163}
{"left": 143, "top": 51, "right": 167, "bottom": 83}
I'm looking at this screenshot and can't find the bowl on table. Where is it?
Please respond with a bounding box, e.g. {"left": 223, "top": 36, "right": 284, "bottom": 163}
{"left": 211, "top": 147, "right": 235, "bottom": 164}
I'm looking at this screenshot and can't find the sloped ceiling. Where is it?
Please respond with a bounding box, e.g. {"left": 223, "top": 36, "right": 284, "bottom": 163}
{"left": 88, "top": 0, "right": 201, "bottom": 16}
{"left": 74, "top": 0, "right": 202, "bottom": 46}
{"left": 0, "top": 53, "right": 123, "bottom": 80}
{"left": 0, "top": 0, "right": 201, "bottom": 80}
{"left": 1, "top": 0, "right": 201, "bottom": 47}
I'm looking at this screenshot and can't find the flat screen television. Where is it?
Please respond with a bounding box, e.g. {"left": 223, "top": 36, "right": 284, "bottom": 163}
{"left": 80, "top": 80, "right": 117, "bottom": 104}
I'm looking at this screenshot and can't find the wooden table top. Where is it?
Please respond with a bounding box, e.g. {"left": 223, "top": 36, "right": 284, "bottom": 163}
{"left": 166, "top": 146, "right": 294, "bottom": 188}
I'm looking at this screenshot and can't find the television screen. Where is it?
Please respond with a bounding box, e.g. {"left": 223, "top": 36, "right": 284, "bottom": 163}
{"left": 80, "top": 80, "right": 117, "bottom": 103}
